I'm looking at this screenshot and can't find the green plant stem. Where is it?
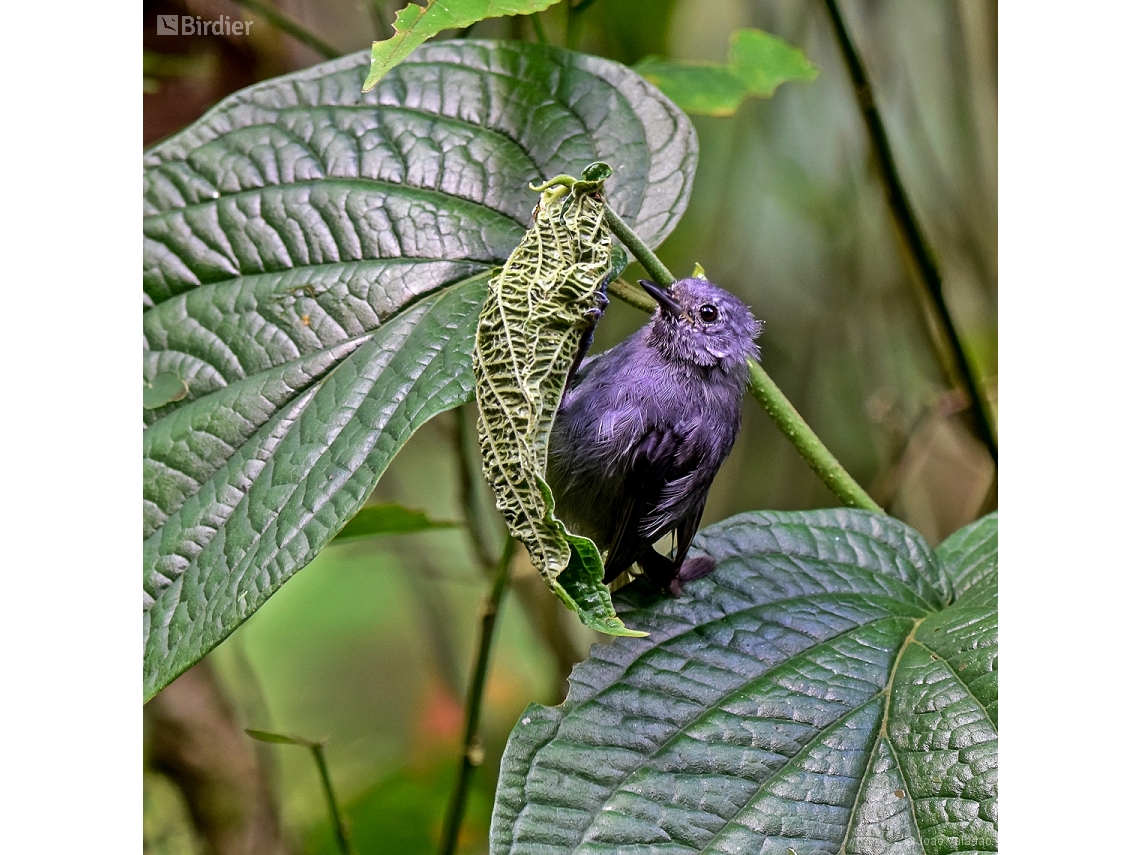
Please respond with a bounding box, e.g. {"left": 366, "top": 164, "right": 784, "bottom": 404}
{"left": 820, "top": 0, "right": 997, "bottom": 462}
{"left": 608, "top": 277, "right": 656, "bottom": 313}
{"left": 529, "top": 12, "right": 548, "bottom": 44}
{"left": 438, "top": 536, "right": 516, "bottom": 855}
{"left": 454, "top": 406, "right": 500, "bottom": 569}
{"left": 310, "top": 743, "right": 353, "bottom": 855}
{"left": 231, "top": 0, "right": 341, "bottom": 59}
{"left": 603, "top": 208, "right": 675, "bottom": 287}
{"left": 566, "top": 0, "right": 597, "bottom": 49}
{"left": 746, "top": 360, "right": 880, "bottom": 511}
{"left": 604, "top": 206, "right": 882, "bottom": 513}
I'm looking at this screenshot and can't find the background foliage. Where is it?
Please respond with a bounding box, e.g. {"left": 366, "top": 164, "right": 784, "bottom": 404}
{"left": 143, "top": 1, "right": 995, "bottom": 853}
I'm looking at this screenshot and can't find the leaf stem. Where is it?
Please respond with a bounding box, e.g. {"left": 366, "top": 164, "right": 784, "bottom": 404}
{"left": 310, "top": 742, "right": 353, "bottom": 855}
{"left": 603, "top": 208, "right": 675, "bottom": 288}
{"left": 603, "top": 205, "right": 882, "bottom": 513}
{"left": 246, "top": 729, "right": 354, "bottom": 854}
{"left": 438, "top": 535, "right": 516, "bottom": 855}
{"left": 230, "top": 0, "right": 341, "bottom": 59}
{"left": 820, "top": 0, "right": 996, "bottom": 462}
{"left": 529, "top": 13, "right": 548, "bottom": 45}
{"left": 566, "top": 0, "right": 598, "bottom": 50}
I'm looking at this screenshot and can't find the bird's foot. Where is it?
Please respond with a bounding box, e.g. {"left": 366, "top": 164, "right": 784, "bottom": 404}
{"left": 666, "top": 555, "right": 717, "bottom": 597}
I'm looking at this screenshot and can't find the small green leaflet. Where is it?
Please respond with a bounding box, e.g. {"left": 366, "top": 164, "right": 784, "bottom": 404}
{"left": 472, "top": 164, "right": 644, "bottom": 637}
{"left": 143, "top": 372, "right": 188, "bottom": 410}
{"left": 363, "top": 0, "right": 562, "bottom": 91}
{"left": 332, "top": 504, "right": 457, "bottom": 542}
{"left": 636, "top": 28, "right": 818, "bottom": 117}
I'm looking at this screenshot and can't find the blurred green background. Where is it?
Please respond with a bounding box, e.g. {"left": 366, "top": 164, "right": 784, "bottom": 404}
{"left": 142, "top": 1, "right": 996, "bottom": 852}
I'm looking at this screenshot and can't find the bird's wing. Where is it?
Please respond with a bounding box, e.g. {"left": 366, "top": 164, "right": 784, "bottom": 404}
{"left": 602, "top": 423, "right": 703, "bottom": 583}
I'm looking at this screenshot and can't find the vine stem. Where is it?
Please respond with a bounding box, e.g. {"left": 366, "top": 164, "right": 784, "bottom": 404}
{"left": 604, "top": 206, "right": 883, "bottom": 513}
{"left": 438, "top": 535, "right": 516, "bottom": 855}
{"left": 230, "top": 0, "right": 341, "bottom": 59}
{"left": 310, "top": 742, "right": 353, "bottom": 855}
{"left": 820, "top": 0, "right": 997, "bottom": 462}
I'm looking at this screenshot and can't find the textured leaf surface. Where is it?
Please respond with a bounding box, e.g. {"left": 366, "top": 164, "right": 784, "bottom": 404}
{"left": 491, "top": 509, "right": 997, "bottom": 854}
{"left": 143, "top": 40, "right": 698, "bottom": 700}
{"left": 473, "top": 167, "right": 641, "bottom": 637}
{"left": 636, "top": 29, "right": 817, "bottom": 117}
{"left": 363, "top": 0, "right": 562, "bottom": 90}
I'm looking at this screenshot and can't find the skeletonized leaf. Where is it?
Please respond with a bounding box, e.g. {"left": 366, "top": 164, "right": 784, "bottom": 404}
{"left": 473, "top": 166, "right": 643, "bottom": 637}
{"left": 491, "top": 510, "right": 997, "bottom": 853}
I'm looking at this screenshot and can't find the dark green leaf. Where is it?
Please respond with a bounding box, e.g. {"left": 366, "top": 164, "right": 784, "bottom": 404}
{"left": 143, "top": 40, "right": 697, "bottom": 701}
{"left": 635, "top": 28, "right": 818, "bottom": 117}
{"left": 491, "top": 509, "right": 997, "bottom": 854}
{"left": 364, "top": 0, "right": 562, "bottom": 90}
{"left": 333, "top": 503, "right": 456, "bottom": 541}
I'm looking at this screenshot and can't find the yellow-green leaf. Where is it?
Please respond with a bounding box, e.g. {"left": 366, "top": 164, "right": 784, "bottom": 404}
{"left": 635, "top": 28, "right": 818, "bottom": 117}
{"left": 363, "top": 0, "right": 562, "bottom": 91}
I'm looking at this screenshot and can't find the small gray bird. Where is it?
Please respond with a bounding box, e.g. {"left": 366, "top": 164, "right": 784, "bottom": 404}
{"left": 547, "top": 277, "right": 761, "bottom": 595}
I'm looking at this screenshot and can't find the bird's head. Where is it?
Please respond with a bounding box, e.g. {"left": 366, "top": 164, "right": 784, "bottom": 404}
{"left": 640, "top": 278, "right": 761, "bottom": 371}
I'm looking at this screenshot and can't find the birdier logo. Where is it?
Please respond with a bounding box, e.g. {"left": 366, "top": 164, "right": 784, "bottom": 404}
{"left": 156, "top": 15, "right": 255, "bottom": 36}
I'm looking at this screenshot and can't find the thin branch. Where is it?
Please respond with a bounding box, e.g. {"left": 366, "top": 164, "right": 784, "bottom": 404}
{"left": 454, "top": 406, "right": 500, "bottom": 571}
{"left": 310, "top": 743, "right": 352, "bottom": 855}
{"left": 604, "top": 206, "right": 883, "bottom": 513}
{"left": 820, "top": 0, "right": 997, "bottom": 462}
{"left": 603, "top": 209, "right": 674, "bottom": 288}
{"left": 246, "top": 729, "right": 353, "bottom": 855}
{"left": 529, "top": 13, "right": 548, "bottom": 45}
{"left": 231, "top": 0, "right": 341, "bottom": 59}
{"left": 439, "top": 536, "right": 516, "bottom": 855}
{"left": 566, "top": 0, "right": 598, "bottom": 50}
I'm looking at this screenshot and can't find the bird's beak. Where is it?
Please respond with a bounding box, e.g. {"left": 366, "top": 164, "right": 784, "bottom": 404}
{"left": 638, "top": 279, "right": 684, "bottom": 316}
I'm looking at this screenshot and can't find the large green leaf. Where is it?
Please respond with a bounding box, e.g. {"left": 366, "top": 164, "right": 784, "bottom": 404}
{"left": 491, "top": 510, "right": 997, "bottom": 854}
{"left": 143, "top": 40, "right": 698, "bottom": 701}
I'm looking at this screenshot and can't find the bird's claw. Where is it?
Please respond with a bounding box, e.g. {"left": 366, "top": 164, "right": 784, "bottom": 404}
{"left": 666, "top": 555, "right": 717, "bottom": 597}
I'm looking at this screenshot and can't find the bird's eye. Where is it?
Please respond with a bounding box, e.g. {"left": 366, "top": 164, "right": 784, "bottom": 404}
{"left": 698, "top": 304, "right": 719, "bottom": 323}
